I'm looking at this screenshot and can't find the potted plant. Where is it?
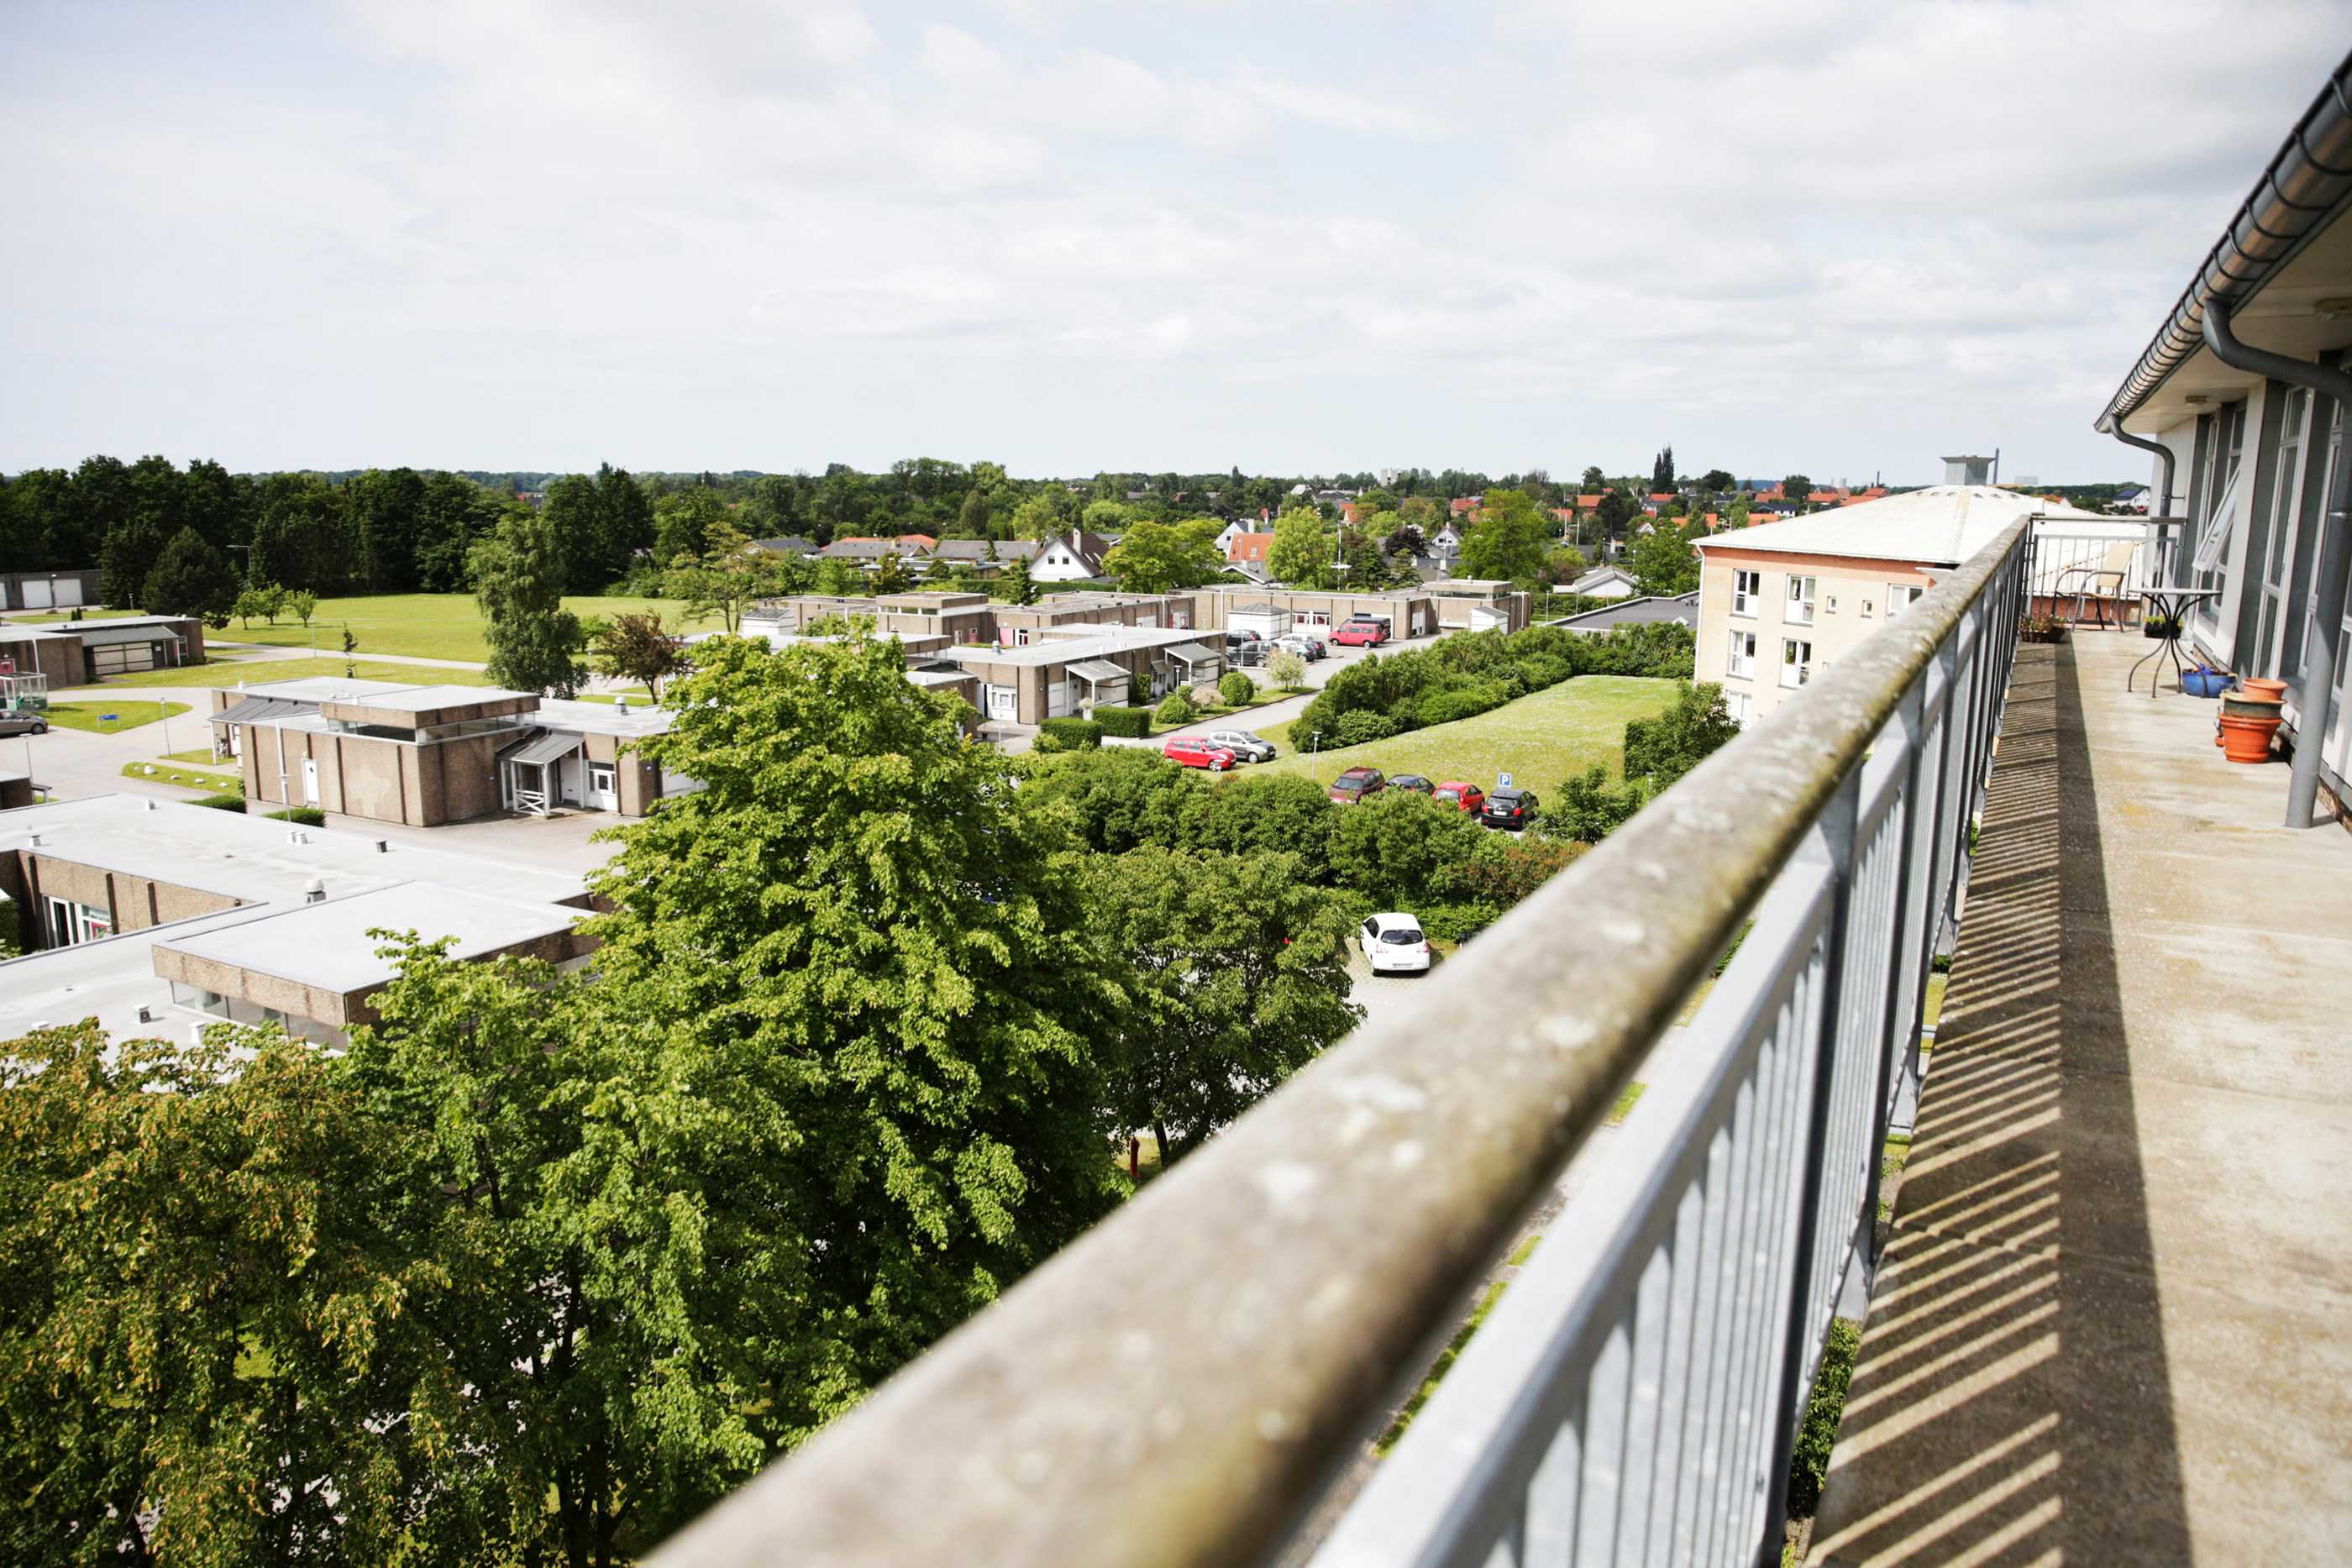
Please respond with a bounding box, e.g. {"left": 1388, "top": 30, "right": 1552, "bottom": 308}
{"left": 2021, "top": 611, "right": 2066, "bottom": 644}
{"left": 2218, "top": 688, "right": 2286, "bottom": 763}
{"left": 2144, "top": 612, "right": 2181, "bottom": 640}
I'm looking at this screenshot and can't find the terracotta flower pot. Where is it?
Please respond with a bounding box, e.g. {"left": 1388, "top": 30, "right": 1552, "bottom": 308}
{"left": 2243, "top": 676, "right": 2289, "bottom": 703}
{"left": 2221, "top": 691, "right": 2285, "bottom": 721}
{"left": 2219, "top": 713, "right": 2281, "bottom": 763}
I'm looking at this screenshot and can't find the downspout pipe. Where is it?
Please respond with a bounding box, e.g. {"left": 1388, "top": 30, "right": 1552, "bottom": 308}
{"left": 2202, "top": 302, "right": 2352, "bottom": 828}
{"left": 2108, "top": 426, "right": 2178, "bottom": 520}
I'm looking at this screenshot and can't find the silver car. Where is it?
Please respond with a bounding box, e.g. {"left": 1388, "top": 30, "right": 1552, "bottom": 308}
{"left": 0, "top": 711, "right": 50, "bottom": 737}
{"left": 1200, "top": 728, "right": 1276, "bottom": 763}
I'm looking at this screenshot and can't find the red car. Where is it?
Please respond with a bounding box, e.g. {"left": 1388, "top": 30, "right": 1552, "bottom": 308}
{"left": 1330, "top": 617, "right": 1389, "bottom": 648}
{"left": 1327, "top": 766, "right": 1386, "bottom": 804}
{"left": 1163, "top": 736, "right": 1239, "bottom": 771}
{"left": 1431, "top": 781, "right": 1486, "bottom": 814}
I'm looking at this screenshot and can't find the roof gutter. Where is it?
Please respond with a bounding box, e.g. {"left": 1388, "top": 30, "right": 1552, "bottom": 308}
{"left": 2202, "top": 302, "right": 2352, "bottom": 829}
{"left": 2094, "top": 50, "right": 2352, "bottom": 434}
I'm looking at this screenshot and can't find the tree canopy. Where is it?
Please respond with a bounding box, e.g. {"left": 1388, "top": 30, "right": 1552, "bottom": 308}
{"left": 1459, "top": 489, "right": 1550, "bottom": 583}
{"left": 472, "top": 506, "right": 588, "bottom": 695}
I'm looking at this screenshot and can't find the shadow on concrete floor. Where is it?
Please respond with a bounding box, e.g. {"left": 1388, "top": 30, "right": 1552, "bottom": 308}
{"left": 1809, "top": 637, "right": 2193, "bottom": 1564}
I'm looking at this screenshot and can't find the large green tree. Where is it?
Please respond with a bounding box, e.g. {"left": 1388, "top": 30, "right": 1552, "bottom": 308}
{"left": 1621, "top": 679, "right": 1740, "bottom": 791}
{"left": 350, "top": 466, "right": 428, "bottom": 591}
{"left": 1459, "top": 489, "right": 1549, "bottom": 583}
{"left": 1627, "top": 522, "right": 1699, "bottom": 596}
{"left": 473, "top": 506, "right": 588, "bottom": 695}
{"left": 1084, "top": 847, "right": 1360, "bottom": 1166}
{"left": 1102, "top": 520, "right": 1218, "bottom": 594}
{"left": 142, "top": 527, "right": 239, "bottom": 623}
{"left": 585, "top": 634, "right": 1129, "bottom": 1430}
{"left": 1264, "top": 505, "right": 1331, "bottom": 586}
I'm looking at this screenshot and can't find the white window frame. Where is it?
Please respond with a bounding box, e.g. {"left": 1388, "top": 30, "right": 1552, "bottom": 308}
{"left": 588, "top": 760, "right": 617, "bottom": 797}
{"left": 1886, "top": 583, "right": 1924, "bottom": 617}
{"left": 1731, "top": 569, "right": 1760, "bottom": 617}
{"left": 1787, "top": 574, "right": 1817, "bottom": 626}
{"left": 45, "top": 895, "right": 113, "bottom": 947}
{"left": 1726, "top": 630, "right": 1756, "bottom": 679}
{"left": 1781, "top": 637, "right": 1813, "bottom": 690}
{"left": 1725, "top": 690, "right": 1751, "bottom": 726}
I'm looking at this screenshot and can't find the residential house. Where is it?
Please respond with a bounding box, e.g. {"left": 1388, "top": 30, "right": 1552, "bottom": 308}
{"left": 818, "top": 536, "right": 934, "bottom": 569}
{"left": 1033, "top": 532, "right": 1114, "bottom": 583}
{"left": 928, "top": 538, "right": 1041, "bottom": 578}
{"left": 748, "top": 536, "right": 816, "bottom": 559}
{"left": 1565, "top": 564, "right": 1641, "bottom": 600}
{"left": 941, "top": 624, "right": 1225, "bottom": 726}
{"left": 1226, "top": 531, "right": 1274, "bottom": 569}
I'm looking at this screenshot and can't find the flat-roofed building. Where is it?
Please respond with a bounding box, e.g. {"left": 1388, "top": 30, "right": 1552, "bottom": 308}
{"left": 0, "top": 613, "right": 206, "bottom": 685}
{"left": 210, "top": 677, "right": 682, "bottom": 825}
{"left": 939, "top": 624, "right": 1221, "bottom": 725}
{"left": 0, "top": 794, "right": 592, "bottom": 1047}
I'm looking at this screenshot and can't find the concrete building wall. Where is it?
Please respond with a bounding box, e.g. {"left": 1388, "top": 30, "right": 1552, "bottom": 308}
{"left": 1697, "top": 547, "right": 1939, "bottom": 726}
{"left": 0, "top": 776, "right": 32, "bottom": 812}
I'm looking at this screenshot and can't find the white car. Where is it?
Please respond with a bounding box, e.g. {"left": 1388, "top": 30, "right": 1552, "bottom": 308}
{"left": 1359, "top": 912, "right": 1432, "bottom": 973}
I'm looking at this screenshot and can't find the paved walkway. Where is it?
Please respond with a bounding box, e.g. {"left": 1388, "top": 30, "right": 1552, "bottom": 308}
{"left": 1808, "top": 631, "right": 2352, "bottom": 1565}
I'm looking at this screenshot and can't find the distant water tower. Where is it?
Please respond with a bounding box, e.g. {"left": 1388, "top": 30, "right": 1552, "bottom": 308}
{"left": 1942, "top": 454, "right": 1995, "bottom": 485}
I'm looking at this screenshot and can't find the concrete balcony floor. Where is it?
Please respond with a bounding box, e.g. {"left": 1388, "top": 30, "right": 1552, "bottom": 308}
{"left": 1809, "top": 631, "right": 2352, "bottom": 1565}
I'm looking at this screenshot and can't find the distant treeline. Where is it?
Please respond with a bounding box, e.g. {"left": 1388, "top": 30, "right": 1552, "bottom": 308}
{"left": 0, "top": 459, "right": 1559, "bottom": 604}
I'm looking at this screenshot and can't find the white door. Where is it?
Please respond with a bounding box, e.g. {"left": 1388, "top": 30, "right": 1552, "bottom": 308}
{"left": 1047, "top": 680, "right": 1071, "bottom": 718}
{"left": 987, "top": 684, "right": 1017, "bottom": 720}
{"left": 589, "top": 761, "right": 618, "bottom": 810}
{"left": 53, "top": 578, "right": 83, "bottom": 608}
{"left": 22, "top": 579, "right": 52, "bottom": 609}
{"left": 301, "top": 757, "right": 320, "bottom": 805}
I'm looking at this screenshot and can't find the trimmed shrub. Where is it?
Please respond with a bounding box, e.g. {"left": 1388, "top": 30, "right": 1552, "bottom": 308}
{"left": 265, "top": 806, "right": 328, "bottom": 826}
{"left": 1413, "top": 902, "right": 1506, "bottom": 943}
{"left": 1217, "top": 670, "right": 1255, "bottom": 707}
{"left": 1034, "top": 716, "right": 1104, "bottom": 753}
{"left": 1127, "top": 674, "right": 1150, "bottom": 707}
{"left": 1094, "top": 704, "right": 1152, "bottom": 739}
{"left": 192, "top": 793, "right": 248, "bottom": 813}
{"left": 1335, "top": 710, "right": 1398, "bottom": 747}
{"left": 1154, "top": 690, "right": 1196, "bottom": 726}
{"left": 1415, "top": 685, "right": 1504, "bottom": 727}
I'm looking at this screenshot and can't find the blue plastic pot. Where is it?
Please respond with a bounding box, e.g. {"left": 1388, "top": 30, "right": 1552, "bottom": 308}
{"left": 2181, "top": 668, "right": 2234, "bottom": 698}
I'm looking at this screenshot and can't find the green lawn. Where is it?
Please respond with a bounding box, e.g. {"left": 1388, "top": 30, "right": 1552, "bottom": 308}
{"left": 208, "top": 593, "right": 724, "bottom": 663}
{"left": 64, "top": 656, "right": 501, "bottom": 693}
{"left": 0, "top": 607, "right": 151, "bottom": 626}
{"left": 1258, "top": 675, "right": 1680, "bottom": 792}
{"left": 44, "top": 700, "right": 191, "bottom": 734}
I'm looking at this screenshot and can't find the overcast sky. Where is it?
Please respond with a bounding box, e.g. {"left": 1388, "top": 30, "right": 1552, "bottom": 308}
{"left": 3, "top": 1, "right": 2344, "bottom": 484}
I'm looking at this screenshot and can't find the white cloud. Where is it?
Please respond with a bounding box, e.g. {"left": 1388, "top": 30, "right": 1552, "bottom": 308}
{"left": 0, "top": 0, "right": 2342, "bottom": 480}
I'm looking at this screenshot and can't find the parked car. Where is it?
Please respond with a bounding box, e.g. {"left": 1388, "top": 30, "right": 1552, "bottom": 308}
{"left": 1481, "top": 785, "right": 1540, "bottom": 831}
{"left": 1201, "top": 728, "right": 1277, "bottom": 763}
{"left": 1273, "top": 633, "right": 1327, "bottom": 661}
{"left": 1163, "top": 736, "right": 1239, "bottom": 771}
{"left": 1327, "top": 766, "right": 1386, "bottom": 804}
{"left": 1223, "top": 630, "right": 1263, "bottom": 649}
{"left": 1389, "top": 774, "right": 1435, "bottom": 794}
{"left": 1230, "top": 641, "right": 1270, "bottom": 668}
{"left": 1431, "top": 781, "right": 1487, "bottom": 814}
{"left": 1359, "top": 911, "right": 1433, "bottom": 974}
{"left": 0, "top": 711, "right": 50, "bottom": 737}
{"left": 1330, "top": 616, "right": 1389, "bottom": 648}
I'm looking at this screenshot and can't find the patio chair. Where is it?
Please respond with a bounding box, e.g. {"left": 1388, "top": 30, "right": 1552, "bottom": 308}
{"left": 2055, "top": 540, "right": 2140, "bottom": 629}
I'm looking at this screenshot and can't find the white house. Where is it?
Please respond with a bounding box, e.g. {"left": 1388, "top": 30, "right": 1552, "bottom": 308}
{"left": 1566, "top": 564, "right": 1641, "bottom": 600}
{"left": 1033, "top": 532, "right": 1113, "bottom": 583}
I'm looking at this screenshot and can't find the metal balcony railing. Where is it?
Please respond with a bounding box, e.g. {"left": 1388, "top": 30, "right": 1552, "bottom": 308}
{"left": 649, "top": 521, "right": 2032, "bottom": 1568}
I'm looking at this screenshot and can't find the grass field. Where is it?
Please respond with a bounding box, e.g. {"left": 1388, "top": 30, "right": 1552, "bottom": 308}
{"left": 44, "top": 700, "right": 192, "bottom": 734}
{"left": 63, "top": 656, "right": 502, "bottom": 693}
{"left": 0, "top": 607, "right": 150, "bottom": 626}
{"left": 207, "top": 593, "right": 725, "bottom": 663}
{"left": 1256, "top": 675, "right": 1679, "bottom": 792}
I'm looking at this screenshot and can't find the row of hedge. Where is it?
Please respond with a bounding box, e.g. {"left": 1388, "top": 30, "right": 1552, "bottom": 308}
{"left": 1294, "top": 621, "right": 1695, "bottom": 751}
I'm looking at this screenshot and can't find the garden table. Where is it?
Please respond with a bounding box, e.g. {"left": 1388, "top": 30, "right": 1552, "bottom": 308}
{"left": 2128, "top": 586, "right": 2223, "bottom": 700}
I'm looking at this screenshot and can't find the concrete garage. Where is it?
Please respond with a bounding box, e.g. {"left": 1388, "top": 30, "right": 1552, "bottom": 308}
{"left": 0, "top": 614, "right": 205, "bottom": 686}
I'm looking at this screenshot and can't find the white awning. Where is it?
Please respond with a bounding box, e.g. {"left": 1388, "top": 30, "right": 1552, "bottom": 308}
{"left": 505, "top": 730, "right": 585, "bottom": 768}
{"left": 1164, "top": 642, "right": 1221, "bottom": 666}
{"left": 1065, "top": 658, "right": 1129, "bottom": 684}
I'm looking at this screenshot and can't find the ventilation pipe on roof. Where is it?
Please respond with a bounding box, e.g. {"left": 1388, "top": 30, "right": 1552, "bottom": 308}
{"left": 305, "top": 877, "right": 325, "bottom": 903}
{"left": 2200, "top": 301, "right": 2352, "bottom": 829}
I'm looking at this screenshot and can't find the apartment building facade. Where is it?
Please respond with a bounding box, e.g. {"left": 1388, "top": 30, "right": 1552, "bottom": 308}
{"left": 1693, "top": 487, "right": 2105, "bottom": 726}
